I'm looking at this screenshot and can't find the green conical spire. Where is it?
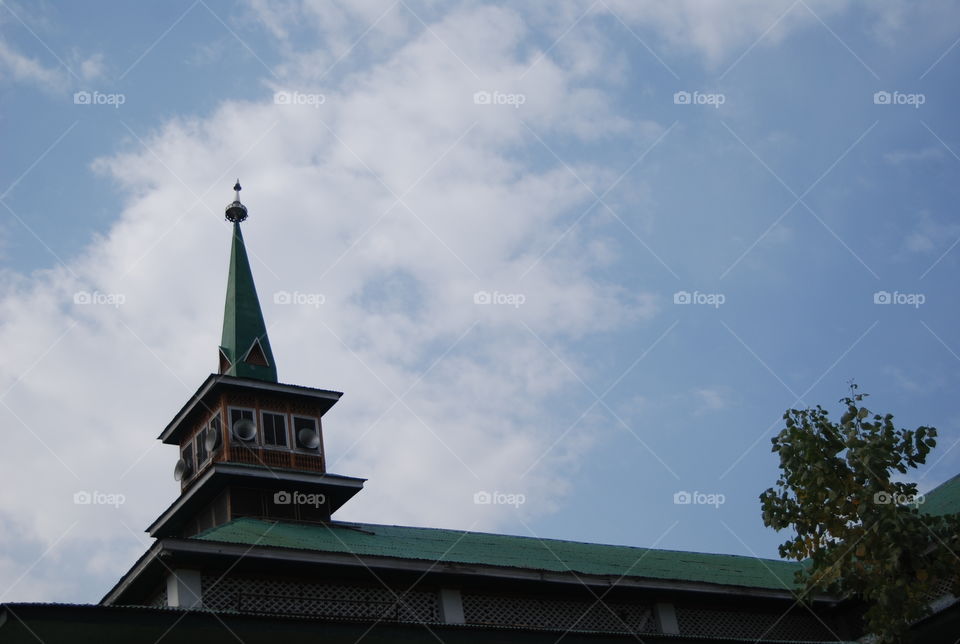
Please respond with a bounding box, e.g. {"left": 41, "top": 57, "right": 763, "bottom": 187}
{"left": 218, "top": 182, "right": 277, "bottom": 382}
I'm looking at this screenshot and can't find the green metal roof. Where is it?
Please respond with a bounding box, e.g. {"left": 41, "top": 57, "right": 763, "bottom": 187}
{"left": 194, "top": 517, "right": 803, "bottom": 591}
{"left": 921, "top": 473, "right": 960, "bottom": 517}
{"left": 220, "top": 221, "right": 277, "bottom": 382}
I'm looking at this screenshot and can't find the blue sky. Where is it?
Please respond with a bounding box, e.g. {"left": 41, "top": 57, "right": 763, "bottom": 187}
{"left": 1, "top": 0, "right": 960, "bottom": 602}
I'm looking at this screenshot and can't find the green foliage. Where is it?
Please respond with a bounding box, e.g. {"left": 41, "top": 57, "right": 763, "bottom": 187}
{"left": 760, "top": 384, "right": 960, "bottom": 643}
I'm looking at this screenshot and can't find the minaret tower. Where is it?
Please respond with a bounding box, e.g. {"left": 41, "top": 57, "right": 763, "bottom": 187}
{"left": 148, "top": 183, "right": 365, "bottom": 538}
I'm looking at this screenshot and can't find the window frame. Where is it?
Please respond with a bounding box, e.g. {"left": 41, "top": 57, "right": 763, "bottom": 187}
{"left": 228, "top": 406, "right": 258, "bottom": 445}
{"left": 194, "top": 428, "right": 209, "bottom": 466}
{"left": 260, "top": 410, "right": 289, "bottom": 449}
{"left": 207, "top": 411, "right": 223, "bottom": 454}
{"left": 180, "top": 442, "right": 195, "bottom": 479}
{"left": 292, "top": 415, "right": 322, "bottom": 453}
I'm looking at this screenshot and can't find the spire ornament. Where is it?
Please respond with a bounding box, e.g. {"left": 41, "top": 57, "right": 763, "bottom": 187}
{"left": 218, "top": 181, "right": 277, "bottom": 382}
{"left": 225, "top": 180, "right": 248, "bottom": 223}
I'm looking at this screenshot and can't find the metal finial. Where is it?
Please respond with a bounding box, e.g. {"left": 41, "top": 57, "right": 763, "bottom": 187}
{"left": 225, "top": 179, "right": 248, "bottom": 223}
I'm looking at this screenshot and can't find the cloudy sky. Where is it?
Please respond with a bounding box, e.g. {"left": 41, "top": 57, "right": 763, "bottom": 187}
{"left": 2, "top": 0, "right": 960, "bottom": 603}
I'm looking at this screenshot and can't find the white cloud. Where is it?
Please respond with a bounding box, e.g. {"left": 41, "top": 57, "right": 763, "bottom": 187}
{"left": 573, "top": 0, "right": 848, "bottom": 67}
{"left": 694, "top": 386, "right": 730, "bottom": 412}
{"left": 881, "top": 366, "right": 923, "bottom": 393}
{"left": 0, "top": 39, "right": 65, "bottom": 90}
{"left": 249, "top": 0, "right": 850, "bottom": 77}
{"left": 76, "top": 52, "right": 105, "bottom": 80}
{"left": 903, "top": 211, "right": 960, "bottom": 254}
{"left": 524, "top": 0, "right": 921, "bottom": 69}
{"left": 883, "top": 146, "right": 945, "bottom": 165}
{"left": 0, "top": 39, "right": 103, "bottom": 91}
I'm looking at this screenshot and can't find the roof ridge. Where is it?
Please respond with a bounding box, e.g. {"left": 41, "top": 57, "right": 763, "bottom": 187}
{"left": 923, "top": 471, "right": 960, "bottom": 494}
{"left": 226, "top": 516, "right": 801, "bottom": 566}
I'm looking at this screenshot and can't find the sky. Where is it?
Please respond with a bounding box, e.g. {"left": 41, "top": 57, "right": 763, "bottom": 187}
{"left": 1, "top": 0, "right": 959, "bottom": 603}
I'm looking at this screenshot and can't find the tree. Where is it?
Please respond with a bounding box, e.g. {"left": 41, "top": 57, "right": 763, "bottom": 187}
{"left": 760, "top": 384, "right": 960, "bottom": 642}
